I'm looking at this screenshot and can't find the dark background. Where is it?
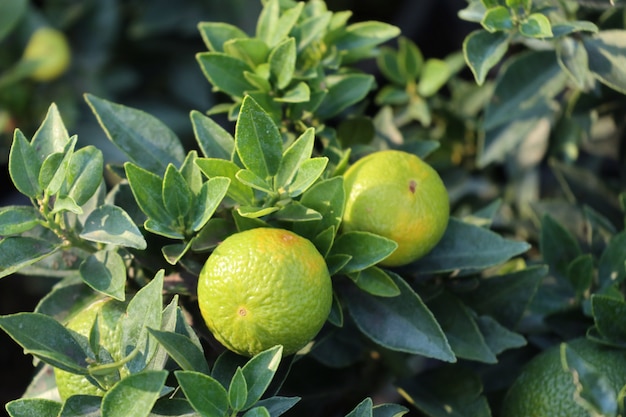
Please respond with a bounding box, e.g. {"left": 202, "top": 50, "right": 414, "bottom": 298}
{"left": 0, "top": 0, "right": 472, "bottom": 413}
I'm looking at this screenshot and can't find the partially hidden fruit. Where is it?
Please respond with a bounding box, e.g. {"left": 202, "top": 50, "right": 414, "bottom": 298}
{"left": 197, "top": 227, "right": 332, "bottom": 357}
{"left": 342, "top": 150, "right": 449, "bottom": 267}
{"left": 502, "top": 338, "right": 626, "bottom": 417}
{"left": 54, "top": 298, "right": 126, "bottom": 400}
{"left": 22, "top": 27, "right": 71, "bottom": 81}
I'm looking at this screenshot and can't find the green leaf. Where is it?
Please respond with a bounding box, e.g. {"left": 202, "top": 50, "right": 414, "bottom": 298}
{"left": 31, "top": 103, "right": 71, "bottom": 161}
{"left": 162, "top": 164, "right": 193, "bottom": 221}
{"left": 413, "top": 218, "right": 530, "bottom": 274}
{"left": 343, "top": 272, "right": 455, "bottom": 361}
{"left": 461, "top": 265, "right": 547, "bottom": 328}
{"left": 418, "top": 59, "right": 450, "bottom": 97}
{"left": 567, "top": 254, "right": 594, "bottom": 298}
{"left": 5, "top": 398, "right": 62, "bottom": 417}
{"left": 481, "top": 6, "right": 514, "bottom": 32}
{"left": 59, "top": 395, "right": 102, "bottom": 417}
{"left": 372, "top": 403, "right": 409, "bottom": 417}
{"left": 236, "top": 169, "right": 274, "bottom": 193}
{"left": 269, "top": 37, "right": 296, "bottom": 90}
{"left": 175, "top": 371, "right": 229, "bottom": 417}
{"left": 256, "top": 0, "right": 280, "bottom": 45}
{"left": 428, "top": 291, "right": 496, "bottom": 363}
{"left": 80, "top": 204, "right": 147, "bottom": 249}
{"left": 64, "top": 146, "right": 104, "bottom": 206}
{"left": 463, "top": 29, "right": 509, "bottom": 85}
{"left": 8, "top": 130, "right": 42, "bottom": 198}
{"left": 334, "top": 21, "right": 400, "bottom": 51}
{"left": 551, "top": 20, "right": 598, "bottom": 37}
{"left": 121, "top": 270, "right": 164, "bottom": 373}
{"left": 0, "top": 0, "right": 27, "bottom": 42}
{"left": 196, "top": 158, "right": 254, "bottom": 205}
{"left": 583, "top": 30, "right": 626, "bottom": 94}
{"left": 85, "top": 94, "right": 185, "bottom": 176}
{"left": 484, "top": 50, "right": 567, "bottom": 130}
{"left": 275, "top": 81, "right": 310, "bottom": 103}
{"left": 287, "top": 157, "right": 328, "bottom": 197}
{"left": 398, "top": 37, "right": 423, "bottom": 82}
{"left": 191, "top": 110, "right": 235, "bottom": 160}
{"left": 241, "top": 345, "right": 283, "bottom": 409}
{"left": 196, "top": 53, "right": 255, "bottom": 98}
{"left": 190, "top": 177, "right": 230, "bottom": 232}
{"left": 316, "top": 74, "right": 375, "bottom": 119}
{"left": 229, "top": 368, "right": 248, "bottom": 412}
{"left": 331, "top": 231, "right": 398, "bottom": 273}
{"left": 0, "top": 237, "right": 60, "bottom": 279}
{"left": 125, "top": 162, "right": 172, "bottom": 227}
{"left": 242, "top": 407, "right": 271, "bottom": 417}
{"left": 101, "top": 370, "right": 167, "bottom": 417}
{"left": 0, "top": 312, "right": 90, "bottom": 373}
{"left": 398, "top": 366, "right": 490, "bottom": 417}
{"left": 591, "top": 295, "right": 626, "bottom": 347}
{"left": 275, "top": 128, "right": 315, "bottom": 189}
{"left": 38, "top": 136, "right": 77, "bottom": 195}
{"left": 273, "top": 201, "right": 322, "bottom": 222}
{"left": 540, "top": 214, "right": 582, "bottom": 279}
{"left": 296, "top": 11, "right": 332, "bottom": 50}
{"left": 476, "top": 315, "right": 526, "bottom": 355}
{"left": 562, "top": 342, "right": 618, "bottom": 416}
{"left": 254, "top": 397, "right": 300, "bottom": 417}
{"left": 147, "top": 328, "right": 210, "bottom": 374}
{"left": 0, "top": 206, "right": 41, "bottom": 236}
{"left": 557, "top": 37, "right": 593, "bottom": 90}
{"left": 198, "top": 22, "right": 248, "bottom": 52}
{"left": 348, "top": 266, "right": 400, "bottom": 297}
{"left": 79, "top": 250, "right": 126, "bottom": 301}
{"left": 520, "top": 13, "right": 553, "bottom": 38}
{"left": 377, "top": 48, "right": 405, "bottom": 85}
{"left": 235, "top": 96, "right": 283, "bottom": 179}
{"left": 598, "top": 231, "right": 626, "bottom": 288}
{"left": 345, "top": 398, "right": 373, "bottom": 417}
{"left": 225, "top": 38, "right": 270, "bottom": 68}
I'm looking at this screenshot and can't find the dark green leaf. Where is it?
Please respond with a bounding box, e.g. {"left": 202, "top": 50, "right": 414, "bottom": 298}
{"left": 8, "top": 129, "right": 42, "bottom": 198}
{"left": 198, "top": 22, "right": 248, "bottom": 52}
{"left": 556, "top": 37, "right": 593, "bottom": 90}
{"left": 196, "top": 158, "right": 254, "bottom": 205}
{"left": 348, "top": 266, "right": 400, "bottom": 297}
{"left": 551, "top": 20, "right": 598, "bottom": 37}
{"left": 345, "top": 397, "right": 373, "bottom": 417}
{"left": 38, "top": 136, "right": 77, "bottom": 195}
{"left": 377, "top": 48, "right": 405, "bottom": 86}
{"left": 591, "top": 295, "right": 626, "bottom": 347}
{"left": 148, "top": 328, "right": 210, "bottom": 374}
{"left": 463, "top": 29, "right": 509, "bottom": 85}
{"left": 163, "top": 164, "right": 193, "bottom": 221}
{"left": 59, "top": 395, "right": 102, "bottom": 417}
{"left": 85, "top": 94, "right": 185, "bottom": 176}
{"left": 372, "top": 403, "right": 409, "bottom": 417}
{"left": 414, "top": 218, "right": 530, "bottom": 274}
{"left": 190, "top": 177, "right": 230, "bottom": 232}
{"left": 101, "top": 370, "right": 168, "bottom": 417}
{"left": 334, "top": 21, "right": 400, "bottom": 51}
{"left": 5, "top": 398, "right": 62, "bottom": 417}
{"left": 235, "top": 96, "right": 283, "bottom": 179}
{"left": 125, "top": 162, "right": 172, "bottom": 226}
{"left": 31, "top": 103, "right": 71, "bottom": 161}
{"left": 0, "top": 237, "right": 60, "bottom": 279}
{"left": 398, "top": 37, "right": 423, "bottom": 82}
{"left": 343, "top": 272, "right": 455, "bottom": 361}
{"left": 149, "top": 398, "right": 198, "bottom": 417}
{"left": 196, "top": 53, "right": 255, "bottom": 98}
{"left": 121, "top": 270, "right": 163, "bottom": 373}
{"left": 567, "top": 254, "right": 594, "bottom": 298}
{"left": 428, "top": 291, "right": 496, "bottom": 363}
{"left": 519, "top": 13, "right": 553, "bottom": 38}
{"left": 241, "top": 345, "right": 283, "bottom": 409}
{"left": 476, "top": 315, "right": 526, "bottom": 355}
{"left": 0, "top": 312, "right": 90, "bottom": 373}
{"left": 79, "top": 250, "right": 126, "bottom": 301}
{"left": 540, "top": 214, "right": 581, "bottom": 279}
{"left": 316, "top": 74, "right": 375, "bottom": 119}
{"left": 598, "top": 231, "right": 626, "bottom": 289}
{"left": 175, "top": 371, "right": 229, "bottom": 417}
{"left": 229, "top": 368, "right": 248, "bottom": 412}
{"left": 273, "top": 201, "right": 322, "bottom": 222}
{"left": 254, "top": 397, "right": 300, "bottom": 417}
{"left": 80, "top": 204, "right": 147, "bottom": 249}
{"left": 65, "top": 146, "right": 103, "bottom": 206}
{"left": 0, "top": 206, "right": 40, "bottom": 236}
{"left": 269, "top": 37, "right": 296, "bottom": 90}
{"left": 481, "top": 6, "right": 513, "bottom": 32}
{"left": 460, "top": 265, "right": 547, "bottom": 328}
{"left": 242, "top": 407, "right": 271, "bottom": 417}
{"left": 0, "top": 0, "right": 27, "bottom": 42}
{"left": 331, "top": 231, "right": 397, "bottom": 273}
{"left": 191, "top": 110, "right": 235, "bottom": 160}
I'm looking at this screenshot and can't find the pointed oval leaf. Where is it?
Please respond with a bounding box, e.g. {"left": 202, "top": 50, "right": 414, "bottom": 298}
{"left": 254, "top": 397, "right": 300, "bottom": 417}
{"left": 124, "top": 162, "right": 172, "bottom": 226}
{"left": 198, "top": 22, "right": 248, "bottom": 52}
{"left": 345, "top": 398, "right": 373, "bottom": 417}
{"left": 79, "top": 250, "right": 126, "bottom": 301}
{"left": 196, "top": 52, "right": 255, "bottom": 98}
{"left": 190, "top": 176, "right": 231, "bottom": 232}
{"left": 269, "top": 37, "right": 296, "bottom": 90}
{"left": 520, "top": 13, "right": 553, "bottom": 38}
{"left": 583, "top": 30, "right": 626, "bottom": 94}
{"left": 481, "top": 6, "right": 513, "bottom": 32}
{"left": 343, "top": 273, "right": 455, "bottom": 361}
{"left": 350, "top": 266, "right": 400, "bottom": 297}
{"left": 540, "top": 214, "right": 581, "bottom": 279}
{"left": 287, "top": 157, "right": 328, "bottom": 197}
{"left": 334, "top": 21, "right": 400, "bottom": 51}
{"left": 175, "top": 371, "right": 229, "bottom": 417}
{"left": 0, "top": 206, "right": 41, "bottom": 236}
{"left": 294, "top": 176, "right": 345, "bottom": 244}
{"left": 31, "top": 103, "right": 71, "bottom": 161}
{"left": 101, "top": 370, "right": 167, "bottom": 417}
{"left": 79, "top": 204, "right": 147, "bottom": 250}
{"left": 256, "top": 0, "right": 280, "bottom": 45}
{"left": 398, "top": 36, "right": 423, "bottom": 82}
{"left": 229, "top": 368, "right": 248, "bottom": 412}
{"left": 315, "top": 74, "right": 375, "bottom": 119}
{"left": 225, "top": 38, "right": 270, "bottom": 68}
{"left": 235, "top": 96, "right": 283, "bottom": 178}
{"left": 163, "top": 164, "right": 193, "bottom": 220}
{"left": 8, "top": 130, "right": 42, "bottom": 198}
{"left": 275, "top": 81, "right": 310, "bottom": 103}
{"left": 0, "top": 237, "right": 60, "bottom": 279}
{"left": 331, "top": 231, "right": 398, "bottom": 273}
{"left": 378, "top": 47, "right": 405, "bottom": 86}
{"left": 275, "top": 128, "right": 315, "bottom": 190}
{"left": 591, "top": 295, "right": 626, "bottom": 346}
{"left": 418, "top": 59, "right": 451, "bottom": 97}
{"left": 190, "top": 110, "right": 235, "bottom": 160}
{"left": 38, "top": 136, "right": 77, "bottom": 195}
{"left": 241, "top": 345, "right": 283, "bottom": 409}
{"left": 236, "top": 169, "right": 274, "bottom": 194}
{"left": 196, "top": 158, "right": 254, "bottom": 205}
{"left": 147, "top": 328, "right": 210, "bottom": 374}
{"left": 273, "top": 201, "right": 322, "bottom": 222}
{"left": 65, "top": 146, "right": 104, "bottom": 206}
{"left": 463, "top": 29, "right": 509, "bottom": 85}
{"left": 85, "top": 94, "right": 185, "bottom": 175}
{"left": 5, "top": 398, "right": 62, "bottom": 417}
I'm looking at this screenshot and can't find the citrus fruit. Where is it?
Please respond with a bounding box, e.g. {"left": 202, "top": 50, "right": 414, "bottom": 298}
{"left": 54, "top": 298, "right": 126, "bottom": 400}
{"left": 502, "top": 338, "right": 626, "bottom": 417}
{"left": 342, "top": 150, "right": 449, "bottom": 267}
{"left": 22, "top": 27, "right": 71, "bottom": 81}
{"left": 197, "top": 227, "right": 332, "bottom": 357}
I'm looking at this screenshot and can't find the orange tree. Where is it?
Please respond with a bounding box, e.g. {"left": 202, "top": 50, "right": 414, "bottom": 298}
{"left": 2, "top": 0, "right": 626, "bottom": 416}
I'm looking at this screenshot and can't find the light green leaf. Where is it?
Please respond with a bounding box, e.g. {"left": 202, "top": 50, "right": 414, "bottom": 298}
{"left": 80, "top": 204, "right": 147, "bottom": 250}
{"left": 256, "top": 0, "right": 280, "bottom": 46}
{"left": 38, "top": 136, "right": 77, "bottom": 195}
{"left": 85, "top": 94, "right": 185, "bottom": 176}
{"left": 520, "top": 13, "right": 553, "bottom": 38}
{"left": 235, "top": 96, "right": 283, "bottom": 179}
{"left": 348, "top": 266, "right": 400, "bottom": 297}
{"left": 196, "top": 52, "right": 254, "bottom": 98}
{"left": 64, "top": 146, "right": 104, "bottom": 206}
{"left": 0, "top": 237, "right": 60, "bottom": 279}
{"left": 242, "top": 407, "right": 271, "bottom": 417}
{"left": 190, "top": 176, "right": 230, "bottom": 232}
{"left": 236, "top": 169, "right": 274, "bottom": 194}
{"left": 331, "top": 231, "right": 398, "bottom": 274}
{"left": 0, "top": 206, "right": 41, "bottom": 236}
{"left": 551, "top": 20, "right": 598, "bottom": 37}
{"left": 334, "top": 21, "right": 400, "bottom": 51}
{"left": 398, "top": 36, "right": 423, "bottom": 82}
{"left": 275, "top": 81, "right": 310, "bottom": 103}
{"left": 5, "top": 398, "right": 62, "bottom": 417}
{"left": 343, "top": 272, "right": 455, "bottom": 361}
{"left": 101, "top": 370, "right": 167, "bottom": 417}
{"left": 345, "top": 398, "right": 373, "bottom": 417}
{"left": 8, "top": 129, "right": 42, "bottom": 198}
{"left": 269, "top": 37, "right": 297, "bottom": 90}
{"left": 296, "top": 11, "right": 332, "bottom": 50}
{"left": 236, "top": 206, "right": 279, "bottom": 219}
{"left": 287, "top": 157, "right": 328, "bottom": 197}
{"left": 463, "top": 29, "right": 510, "bottom": 85}
{"left": 196, "top": 158, "right": 254, "bottom": 205}
{"left": 191, "top": 110, "right": 235, "bottom": 160}
{"left": 224, "top": 38, "right": 270, "bottom": 68}
{"left": 148, "top": 328, "right": 210, "bottom": 374}
{"left": 377, "top": 47, "right": 405, "bottom": 85}
{"left": 583, "top": 30, "right": 626, "bottom": 94}
{"left": 31, "top": 103, "right": 71, "bottom": 161}
{"left": 198, "top": 22, "right": 248, "bottom": 52}
{"left": 273, "top": 201, "right": 322, "bottom": 222}
{"left": 79, "top": 250, "right": 126, "bottom": 301}
{"left": 481, "top": 6, "right": 514, "bottom": 32}
{"left": 418, "top": 59, "right": 451, "bottom": 97}
{"left": 557, "top": 37, "right": 593, "bottom": 90}
{"left": 175, "top": 371, "right": 229, "bottom": 417}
